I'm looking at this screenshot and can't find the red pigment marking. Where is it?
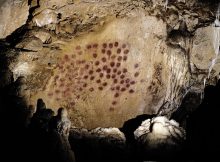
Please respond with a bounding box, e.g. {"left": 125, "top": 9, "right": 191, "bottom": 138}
{"left": 114, "top": 79, "right": 118, "bottom": 83}
{"left": 66, "top": 65, "right": 70, "bottom": 69}
{"left": 89, "top": 70, "right": 93, "bottom": 75}
{"left": 96, "top": 79, "right": 101, "bottom": 83}
{"left": 64, "top": 55, "right": 69, "bottom": 61}
{"left": 109, "top": 107, "right": 114, "bottom": 111}
{"left": 103, "top": 43, "right": 107, "bottom": 48}
{"left": 107, "top": 68, "right": 111, "bottom": 73}
{"left": 93, "top": 53, "right": 97, "bottom": 58}
{"left": 81, "top": 60, "right": 86, "bottom": 64}
{"left": 85, "top": 64, "right": 90, "bottom": 69}
{"left": 95, "top": 61, "right": 100, "bottom": 66}
{"left": 96, "top": 68, "right": 101, "bottom": 72}
{"left": 124, "top": 49, "right": 129, "bottom": 54}
{"left": 103, "top": 82, "right": 107, "bottom": 86}
{"left": 89, "top": 87, "right": 94, "bottom": 92}
{"left": 103, "top": 65, "right": 108, "bottom": 70}
{"left": 134, "top": 63, "right": 139, "bottom": 68}
{"left": 134, "top": 72, "right": 139, "bottom": 77}
{"left": 107, "top": 50, "right": 111, "bottom": 56}
{"left": 83, "top": 83, "right": 87, "bottom": 87}
{"left": 76, "top": 46, "right": 81, "bottom": 50}
{"left": 72, "top": 54, "right": 76, "bottom": 59}
{"left": 55, "top": 90, "right": 60, "bottom": 94}
{"left": 111, "top": 55, "right": 116, "bottom": 59}
{"left": 102, "top": 49, "right": 106, "bottom": 54}
{"left": 123, "top": 56, "right": 127, "bottom": 61}
{"left": 121, "top": 87, "right": 126, "bottom": 92}
{"left": 87, "top": 44, "right": 92, "bottom": 49}
{"left": 113, "top": 68, "right": 117, "bottom": 73}
{"left": 78, "top": 51, "right": 83, "bottom": 55}
{"left": 99, "top": 73, "right": 104, "bottom": 78}
{"left": 102, "top": 57, "right": 107, "bottom": 62}
{"left": 126, "top": 78, "right": 130, "bottom": 83}
{"left": 84, "top": 75, "right": 88, "bottom": 79}
{"left": 79, "top": 87, "right": 83, "bottom": 91}
{"left": 116, "top": 63, "right": 121, "bottom": 67}
{"left": 123, "top": 68, "right": 127, "bottom": 73}
{"left": 112, "top": 101, "right": 117, "bottom": 105}
{"left": 98, "top": 87, "right": 103, "bottom": 90}
{"left": 120, "top": 74, "right": 125, "bottom": 79}
{"left": 117, "top": 56, "right": 122, "bottom": 61}
{"left": 112, "top": 74, "right": 116, "bottom": 78}
{"left": 129, "top": 89, "right": 134, "bottom": 93}
{"left": 120, "top": 80, "right": 124, "bottom": 84}
{"left": 48, "top": 93, "right": 53, "bottom": 97}
{"left": 111, "top": 87, "right": 115, "bottom": 91}
{"left": 90, "top": 76, "right": 95, "bottom": 80}
{"left": 110, "top": 62, "right": 115, "bottom": 67}
{"left": 117, "top": 71, "right": 121, "bottom": 75}
{"left": 71, "top": 62, "right": 74, "bottom": 66}
{"left": 122, "top": 44, "right": 126, "bottom": 48}
{"left": 126, "top": 84, "right": 130, "bottom": 88}
{"left": 93, "top": 43, "right": 98, "bottom": 48}
{"left": 116, "top": 86, "right": 120, "bottom": 90}
{"left": 114, "top": 93, "right": 119, "bottom": 98}
{"left": 117, "top": 48, "right": 121, "bottom": 54}
{"left": 114, "top": 42, "right": 119, "bottom": 47}
{"left": 106, "top": 74, "right": 111, "bottom": 79}
{"left": 109, "top": 43, "right": 113, "bottom": 48}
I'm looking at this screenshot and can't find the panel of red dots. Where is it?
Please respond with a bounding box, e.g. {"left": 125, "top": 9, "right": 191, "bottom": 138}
{"left": 47, "top": 41, "right": 140, "bottom": 111}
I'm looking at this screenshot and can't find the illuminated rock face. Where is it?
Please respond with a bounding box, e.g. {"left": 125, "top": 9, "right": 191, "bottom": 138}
{"left": 29, "top": 16, "right": 174, "bottom": 128}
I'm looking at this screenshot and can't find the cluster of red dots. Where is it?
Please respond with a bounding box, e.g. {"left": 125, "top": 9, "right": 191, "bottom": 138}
{"left": 47, "top": 41, "right": 140, "bottom": 111}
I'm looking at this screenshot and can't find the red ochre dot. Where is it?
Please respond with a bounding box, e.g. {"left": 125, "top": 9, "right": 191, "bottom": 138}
{"left": 124, "top": 49, "right": 129, "bottom": 54}
{"left": 116, "top": 63, "right": 121, "bottom": 67}
{"left": 106, "top": 74, "right": 111, "bottom": 79}
{"left": 109, "top": 107, "right": 114, "bottom": 111}
{"left": 96, "top": 79, "right": 101, "bottom": 83}
{"left": 111, "top": 87, "right": 115, "bottom": 91}
{"left": 103, "top": 65, "right": 108, "bottom": 70}
{"left": 134, "top": 72, "right": 139, "bottom": 77}
{"left": 111, "top": 55, "right": 116, "bottom": 59}
{"left": 126, "top": 78, "right": 130, "bottom": 83}
{"left": 101, "top": 49, "right": 106, "bottom": 54}
{"left": 76, "top": 45, "right": 81, "bottom": 50}
{"left": 129, "top": 89, "right": 134, "bottom": 93}
{"left": 109, "top": 43, "right": 113, "bottom": 48}
{"left": 112, "top": 101, "right": 117, "bottom": 105}
{"left": 113, "top": 68, "right": 117, "bottom": 73}
{"left": 79, "top": 87, "right": 83, "bottom": 91}
{"left": 122, "top": 44, "right": 126, "bottom": 48}
{"left": 117, "top": 71, "right": 121, "bottom": 75}
{"left": 90, "top": 76, "right": 95, "bottom": 80}
{"left": 123, "top": 68, "right": 127, "bottom": 73}
{"left": 99, "top": 73, "right": 104, "bottom": 78}
{"left": 120, "top": 74, "right": 125, "bottom": 79}
{"left": 121, "top": 87, "right": 126, "bottom": 92}
{"left": 95, "top": 61, "right": 100, "bottom": 66}
{"left": 87, "top": 44, "right": 92, "bottom": 49}
{"left": 98, "top": 87, "right": 103, "bottom": 90}
{"left": 107, "top": 68, "right": 111, "bottom": 73}
{"left": 55, "top": 90, "right": 60, "bottom": 94}
{"left": 78, "top": 51, "right": 83, "bottom": 55}
{"left": 84, "top": 75, "right": 88, "bottom": 79}
{"left": 89, "top": 87, "right": 94, "bottom": 92}
{"left": 134, "top": 63, "right": 139, "bottom": 68}
{"left": 71, "top": 54, "right": 76, "bottom": 59}
{"left": 114, "top": 42, "right": 119, "bottom": 47}
{"left": 89, "top": 70, "right": 94, "bottom": 75}
{"left": 114, "top": 79, "right": 118, "bottom": 83}
{"left": 93, "top": 53, "right": 97, "bottom": 58}
{"left": 123, "top": 56, "right": 127, "bottom": 61}
{"left": 120, "top": 80, "right": 124, "bottom": 84}
{"left": 116, "top": 86, "right": 120, "bottom": 90}
{"left": 117, "top": 56, "right": 122, "bottom": 61}
{"left": 96, "top": 68, "right": 101, "bottom": 72}
{"left": 110, "top": 62, "right": 115, "bottom": 67}
{"left": 114, "top": 93, "right": 119, "bottom": 98}
{"left": 117, "top": 48, "right": 121, "bottom": 54}
{"left": 107, "top": 50, "right": 111, "bottom": 56}
{"left": 93, "top": 43, "right": 98, "bottom": 48}
{"left": 102, "top": 57, "right": 107, "bottom": 62}
{"left": 83, "top": 83, "right": 87, "bottom": 87}
{"left": 112, "top": 74, "right": 116, "bottom": 78}
{"left": 126, "top": 84, "right": 130, "bottom": 88}
{"left": 103, "top": 43, "right": 107, "bottom": 48}
{"left": 103, "top": 82, "right": 107, "bottom": 86}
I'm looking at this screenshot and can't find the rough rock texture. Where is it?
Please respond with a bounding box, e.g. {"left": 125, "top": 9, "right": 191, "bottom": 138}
{"left": 134, "top": 116, "right": 186, "bottom": 158}
{"left": 1, "top": 0, "right": 220, "bottom": 129}
{"left": 0, "top": 0, "right": 29, "bottom": 39}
